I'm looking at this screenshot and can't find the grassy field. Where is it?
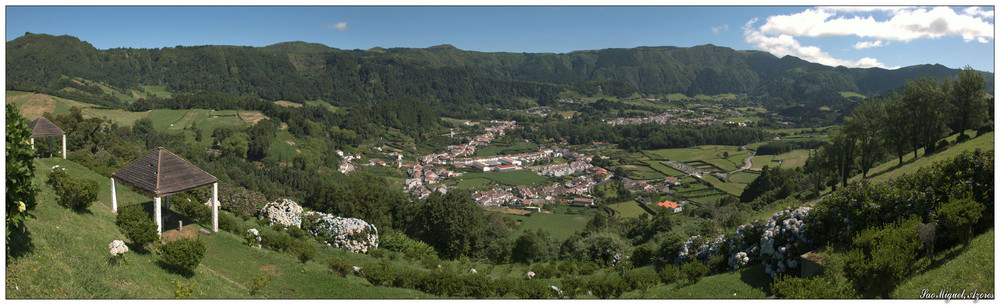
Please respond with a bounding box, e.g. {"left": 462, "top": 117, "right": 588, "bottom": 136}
{"left": 608, "top": 200, "right": 651, "bottom": 218}
{"left": 622, "top": 264, "right": 769, "bottom": 299}
{"left": 6, "top": 157, "right": 434, "bottom": 299}
{"left": 621, "top": 165, "right": 666, "bottom": 180}
{"left": 140, "top": 85, "right": 173, "bottom": 98}
{"left": 865, "top": 132, "right": 994, "bottom": 183}
{"left": 771, "top": 149, "right": 811, "bottom": 168}
{"left": 727, "top": 172, "right": 760, "bottom": 185}
{"left": 457, "top": 170, "right": 549, "bottom": 188}
{"left": 645, "top": 160, "right": 687, "bottom": 176}
{"left": 473, "top": 142, "right": 538, "bottom": 157}
{"left": 263, "top": 130, "right": 299, "bottom": 164}
{"left": 507, "top": 208, "right": 595, "bottom": 241}
{"left": 892, "top": 229, "right": 994, "bottom": 299}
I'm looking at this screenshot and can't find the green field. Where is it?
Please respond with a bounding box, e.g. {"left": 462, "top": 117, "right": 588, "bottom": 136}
{"left": 864, "top": 131, "right": 994, "bottom": 183}
{"left": 473, "top": 141, "right": 538, "bottom": 157}
{"left": 644, "top": 146, "right": 749, "bottom": 172}
{"left": 507, "top": 208, "right": 595, "bottom": 241}
{"left": 644, "top": 160, "right": 687, "bottom": 176}
{"left": 608, "top": 200, "right": 651, "bottom": 218}
{"left": 727, "top": 171, "right": 760, "bottom": 185}
{"left": 621, "top": 264, "right": 770, "bottom": 298}
{"left": 140, "top": 85, "right": 173, "bottom": 98}
{"left": 621, "top": 165, "right": 666, "bottom": 180}
{"left": 264, "top": 130, "right": 299, "bottom": 164}
{"left": 771, "top": 149, "right": 811, "bottom": 168}
{"left": 892, "top": 229, "right": 994, "bottom": 298}
{"left": 457, "top": 170, "right": 549, "bottom": 188}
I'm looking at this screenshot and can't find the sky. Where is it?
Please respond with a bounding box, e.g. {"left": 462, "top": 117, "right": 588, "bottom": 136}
{"left": 4, "top": 5, "right": 996, "bottom": 72}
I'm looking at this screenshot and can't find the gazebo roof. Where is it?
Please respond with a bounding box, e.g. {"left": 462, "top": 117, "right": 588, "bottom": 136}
{"left": 112, "top": 147, "right": 218, "bottom": 197}
{"left": 28, "top": 117, "right": 65, "bottom": 137}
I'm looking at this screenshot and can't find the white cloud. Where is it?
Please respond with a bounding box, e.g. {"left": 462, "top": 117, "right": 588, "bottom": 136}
{"left": 711, "top": 24, "right": 729, "bottom": 35}
{"left": 744, "top": 18, "right": 896, "bottom": 69}
{"left": 853, "top": 40, "right": 886, "bottom": 49}
{"left": 759, "top": 7, "right": 993, "bottom": 43}
{"left": 321, "top": 22, "right": 350, "bottom": 32}
{"left": 964, "top": 7, "right": 994, "bottom": 19}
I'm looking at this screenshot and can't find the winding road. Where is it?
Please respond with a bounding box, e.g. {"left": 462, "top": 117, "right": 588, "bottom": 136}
{"left": 728, "top": 145, "right": 756, "bottom": 174}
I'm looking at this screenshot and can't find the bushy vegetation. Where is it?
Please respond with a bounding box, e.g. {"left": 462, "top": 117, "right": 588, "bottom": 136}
{"left": 844, "top": 216, "right": 925, "bottom": 298}
{"left": 160, "top": 238, "right": 207, "bottom": 273}
{"left": 46, "top": 170, "right": 99, "bottom": 211}
{"left": 115, "top": 204, "right": 159, "bottom": 250}
{"left": 6, "top": 104, "right": 37, "bottom": 256}
{"left": 771, "top": 274, "right": 857, "bottom": 299}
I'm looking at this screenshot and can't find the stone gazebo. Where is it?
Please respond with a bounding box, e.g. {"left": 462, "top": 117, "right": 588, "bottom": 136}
{"left": 111, "top": 147, "right": 220, "bottom": 234}
{"left": 28, "top": 117, "right": 66, "bottom": 159}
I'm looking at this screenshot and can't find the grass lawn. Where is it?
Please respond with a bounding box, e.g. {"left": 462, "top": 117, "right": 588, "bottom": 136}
{"left": 473, "top": 141, "right": 538, "bottom": 157}
{"left": 140, "top": 85, "right": 173, "bottom": 98}
{"left": 621, "top": 165, "right": 666, "bottom": 180}
{"left": 749, "top": 155, "right": 776, "bottom": 171}
{"left": 454, "top": 177, "right": 493, "bottom": 190}
{"left": 645, "top": 160, "right": 687, "bottom": 176}
{"left": 727, "top": 172, "right": 760, "bottom": 185}
{"left": 772, "top": 149, "right": 810, "bottom": 168}
{"left": 507, "top": 209, "right": 594, "bottom": 241}
{"left": 458, "top": 170, "right": 549, "bottom": 187}
{"left": 700, "top": 174, "right": 743, "bottom": 197}
{"left": 892, "top": 229, "right": 994, "bottom": 299}
{"left": 263, "top": 130, "right": 298, "bottom": 164}
{"left": 865, "top": 132, "right": 993, "bottom": 183}
{"left": 608, "top": 200, "right": 651, "bottom": 218}
{"left": 623, "top": 264, "right": 769, "bottom": 298}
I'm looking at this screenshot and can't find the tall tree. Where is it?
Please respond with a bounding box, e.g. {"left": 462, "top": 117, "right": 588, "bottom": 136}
{"left": 902, "top": 77, "right": 950, "bottom": 156}
{"left": 949, "top": 66, "right": 989, "bottom": 138}
{"left": 882, "top": 92, "right": 912, "bottom": 165}
{"left": 844, "top": 97, "right": 887, "bottom": 178}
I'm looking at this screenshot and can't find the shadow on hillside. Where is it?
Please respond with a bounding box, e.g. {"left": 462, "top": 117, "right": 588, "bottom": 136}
{"left": 738, "top": 264, "right": 773, "bottom": 295}
{"left": 156, "top": 261, "right": 196, "bottom": 278}
{"left": 136, "top": 200, "right": 197, "bottom": 232}
{"left": 6, "top": 226, "right": 34, "bottom": 261}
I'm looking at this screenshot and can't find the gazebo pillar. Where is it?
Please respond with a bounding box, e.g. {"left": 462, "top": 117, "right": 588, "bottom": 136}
{"left": 212, "top": 182, "right": 219, "bottom": 232}
{"left": 110, "top": 178, "right": 118, "bottom": 213}
{"left": 154, "top": 197, "right": 162, "bottom": 235}
{"left": 62, "top": 134, "right": 66, "bottom": 159}
{"left": 30, "top": 138, "right": 34, "bottom": 150}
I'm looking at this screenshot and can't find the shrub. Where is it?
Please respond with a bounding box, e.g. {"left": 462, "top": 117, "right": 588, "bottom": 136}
{"left": 844, "top": 216, "right": 924, "bottom": 298}
{"left": 327, "top": 257, "right": 354, "bottom": 277}
{"left": 515, "top": 279, "right": 553, "bottom": 299}
{"left": 380, "top": 230, "right": 439, "bottom": 261}
{"left": 270, "top": 223, "right": 286, "bottom": 231}
{"left": 174, "top": 197, "right": 210, "bottom": 224}
{"left": 417, "top": 268, "right": 462, "bottom": 296}
{"left": 247, "top": 272, "right": 272, "bottom": 296}
{"left": 288, "top": 240, "right": 316, "bottom": 263}
{"left": 218, "top": 213, "right": 242, "bottom": 234}
{"left": 624, "top": 267, "right": 660, "bottom": 291}
{"left": 707, "top": 254, "right": 728, "bottom": 274}
{"left": 657, "top": 264, "right": 681, "bottom": 284}
{"left": 560, "top": 276, "right": 587, "bottom": 299}
{"left": 630, "top": 242, "right": 657, "bottom": 267}
{"left": 160, "top": 238, "right": 207, "bottom": 273}
{"left": 260, "top": 231, "right": 294, "bottom": 252}
{"left": 771, "top": 274, "right": 857, "bottom": 299}
{"left": 680, "top": 261, "right": 708, "bottom": 285}
{"left": 460, "top": 274, "right": 493, "bottom": 299}
{"left": 116, "top": 204, "right": 159, "bottom": 250}
{"left": 47, "top": 170, "right": 99, "bottom": 211}
{"left": 587, "top": 273, "right": 627, "bottom": 299}
{"left": 287, "top": 226, "right": 309, "bottom": 240}
{"left": 936, "top": 196, "right": 985, "bottom": 246}
{"left": 172, "top": 279, "right": 196, "bottom": 299}
{"left": 218, "top": 184, "right": 267, "bottom": 217}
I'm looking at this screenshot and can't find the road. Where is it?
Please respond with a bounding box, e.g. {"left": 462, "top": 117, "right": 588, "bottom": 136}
{"left": 728, "top": 145, "right": 756, "bottom": 174}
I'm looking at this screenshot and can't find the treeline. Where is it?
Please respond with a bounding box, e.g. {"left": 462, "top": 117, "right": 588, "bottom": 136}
{"left": 754, "top": 140, "right": 825, "bottom": 155}
{"left": 504, "top": 114, "right": 767, "bottom": 151}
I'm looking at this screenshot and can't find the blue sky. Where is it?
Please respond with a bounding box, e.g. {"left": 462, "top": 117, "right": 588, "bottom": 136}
{"left": 5, "top": 6, "right": 995, "bottom": 71}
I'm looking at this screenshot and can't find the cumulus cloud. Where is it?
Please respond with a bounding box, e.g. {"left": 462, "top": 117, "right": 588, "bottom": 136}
{"left": 321, "top": 22, "right": 350, "bottom": 32}
{"left": 742, "top": 6, "right": 993, "bottom": 69}
{"left": 711, "top": 24, "right": 729, "bottom": 35}
{"left": 759, "top": 7, "right": 993, "bottom": 43}
{"left": 743, "top": 18, "right": 895, "bottom": 69}
{"left": 853, "top": 40, "right": 886, "bottom": 49}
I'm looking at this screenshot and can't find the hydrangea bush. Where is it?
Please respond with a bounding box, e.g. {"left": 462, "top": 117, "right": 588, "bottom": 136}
{"left": 108, "top": 239, "right": 129, "bottom": 265}
{"left": 759, "top": 206, "right": 811, "bottom": 278}
{"left": 259, "top": 199, "right": 303, "bottom": 228}
{"left": 727, "top": 221, "right": 763, "bottom": 270}
{"left": 245, "top": 228, "right": 261, "bottom": 248}
{"left": 302, "top": 211, "right": 379, "bottom": 253}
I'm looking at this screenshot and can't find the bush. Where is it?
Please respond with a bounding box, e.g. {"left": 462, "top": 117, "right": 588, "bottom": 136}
{"left": 218, "top": 213, "right": 242, "bottom": 234}
{"left": 172, "top": 279, "right": 196, "bottom": 299}
{"left": 247, "top": 272, "right": 272, "bottom": 296}
{"left": 47, "top": 170, "right": 99, "bottom": 211}
{"left": 271, "top": 223, "right": 286, "bottom": 231}
{"left": 460, "top": 274, "right": 493, "bottom": 299}
{"left": 624, "top": 267, "right": 660, "bottom": 291}
{"left": 416, "top": 268, "right": 462, "bottom": 296}
{"left": 657, "top": 264, "right": 681, "bottom": 284}
{"left": 260, "top": 231, "right": 294, "bottom": 252}
{"left": 327, "top": 257, "right": 354, "bottom": 277}
{"left": 160, "top": 238, "right": 207, "bottom": 272}
{"left": 174, "top": 197, "right": 211, "bottom": 224}
{"left": 771, "top": 274, "right": 857, "bottom": 299}
{"left": 116, "top": 204, "right": 159, "bottom": 250}
{"left": 680, "top": 261, "right": 708, "bottom": 285}
{"left": 587, "top": 273, "right": 627, "bottom": 299}
{"left": 288, "top": 240, "right": 316, "bottom": 263}
{"left": 560, "top": 276, "right": 587, "bottom": 299}
{"left": 844, "top": 216, "right": 924, "bottom": 298}
{"left": 380, "top": 230, "right": 439, "bottom": 261}
{"left": 515, "top": 279, "right": 553, "bottom": 299}
{"left": 287, "top": 226, "right": 309, "bottom": 240}
{"left": 936, "top": 196, "right": 985, "bottom": 246}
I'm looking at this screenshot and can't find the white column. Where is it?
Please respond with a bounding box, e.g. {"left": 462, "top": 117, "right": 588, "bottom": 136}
{"left": 62, "top": 135, "right": 66, "bottom": 159}
{"left": 30, "top": 138, "right": 34, "bottom": 150}
{"left": 154, "top": 197, "right": 162, "bottom": 235}
{"left": 111, "top": 178, "right": 118, "bottom": 213}
{"left": 212, "top": 182, "right": 219, "bottom": 232}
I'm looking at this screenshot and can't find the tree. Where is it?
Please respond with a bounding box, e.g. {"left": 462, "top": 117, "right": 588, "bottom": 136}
{"left": 220, "top": 132, "right": 250, "bottom": 159}
{"left": 882, "top": 92, "right": 912, "bottom": 165}
{"left": 116, "top": 204, "right": 159, "bottom": 250}
{"left": 409, "top": 191, "right": 487, "bottom": 260}
{"left": 843, "top": 97, "right": 887, "bottom": 179}
{"left": 949, "top": 66, "right": 989, "bottom": 138}
{"left": 7, "top": 104, "right": 37, "bottom": 255}
{"left": 902, "top": 77, "right": 950, "bottom": 156}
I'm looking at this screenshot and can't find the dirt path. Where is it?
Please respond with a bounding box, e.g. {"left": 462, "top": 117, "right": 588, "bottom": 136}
{"left": 199, "top": 263, "right": 265, "bottom": 298}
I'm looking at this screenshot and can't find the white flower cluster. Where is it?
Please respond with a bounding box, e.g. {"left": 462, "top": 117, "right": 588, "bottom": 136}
{"left": 727, "top": 222, "right": 762, "bottom": 271}
{"left": 246, "top": 228, "right": 261, "bottom": 248}
{"left": 259, "top": 199, "right": 304, "bottom": 228}
{"left": 108, "top": 240, "right": 129, "bottom": 257}
{"left": 526, "top": 271, "right": 536, "bottom": 279}
{"left": 675, "top": 235, "right": 701, "bottom": 264}
{"left": 303, "top": 211, "right": 379, "bottom": 253}
{"left": 760, "top": 206, "right": 812, "bottom": 278}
